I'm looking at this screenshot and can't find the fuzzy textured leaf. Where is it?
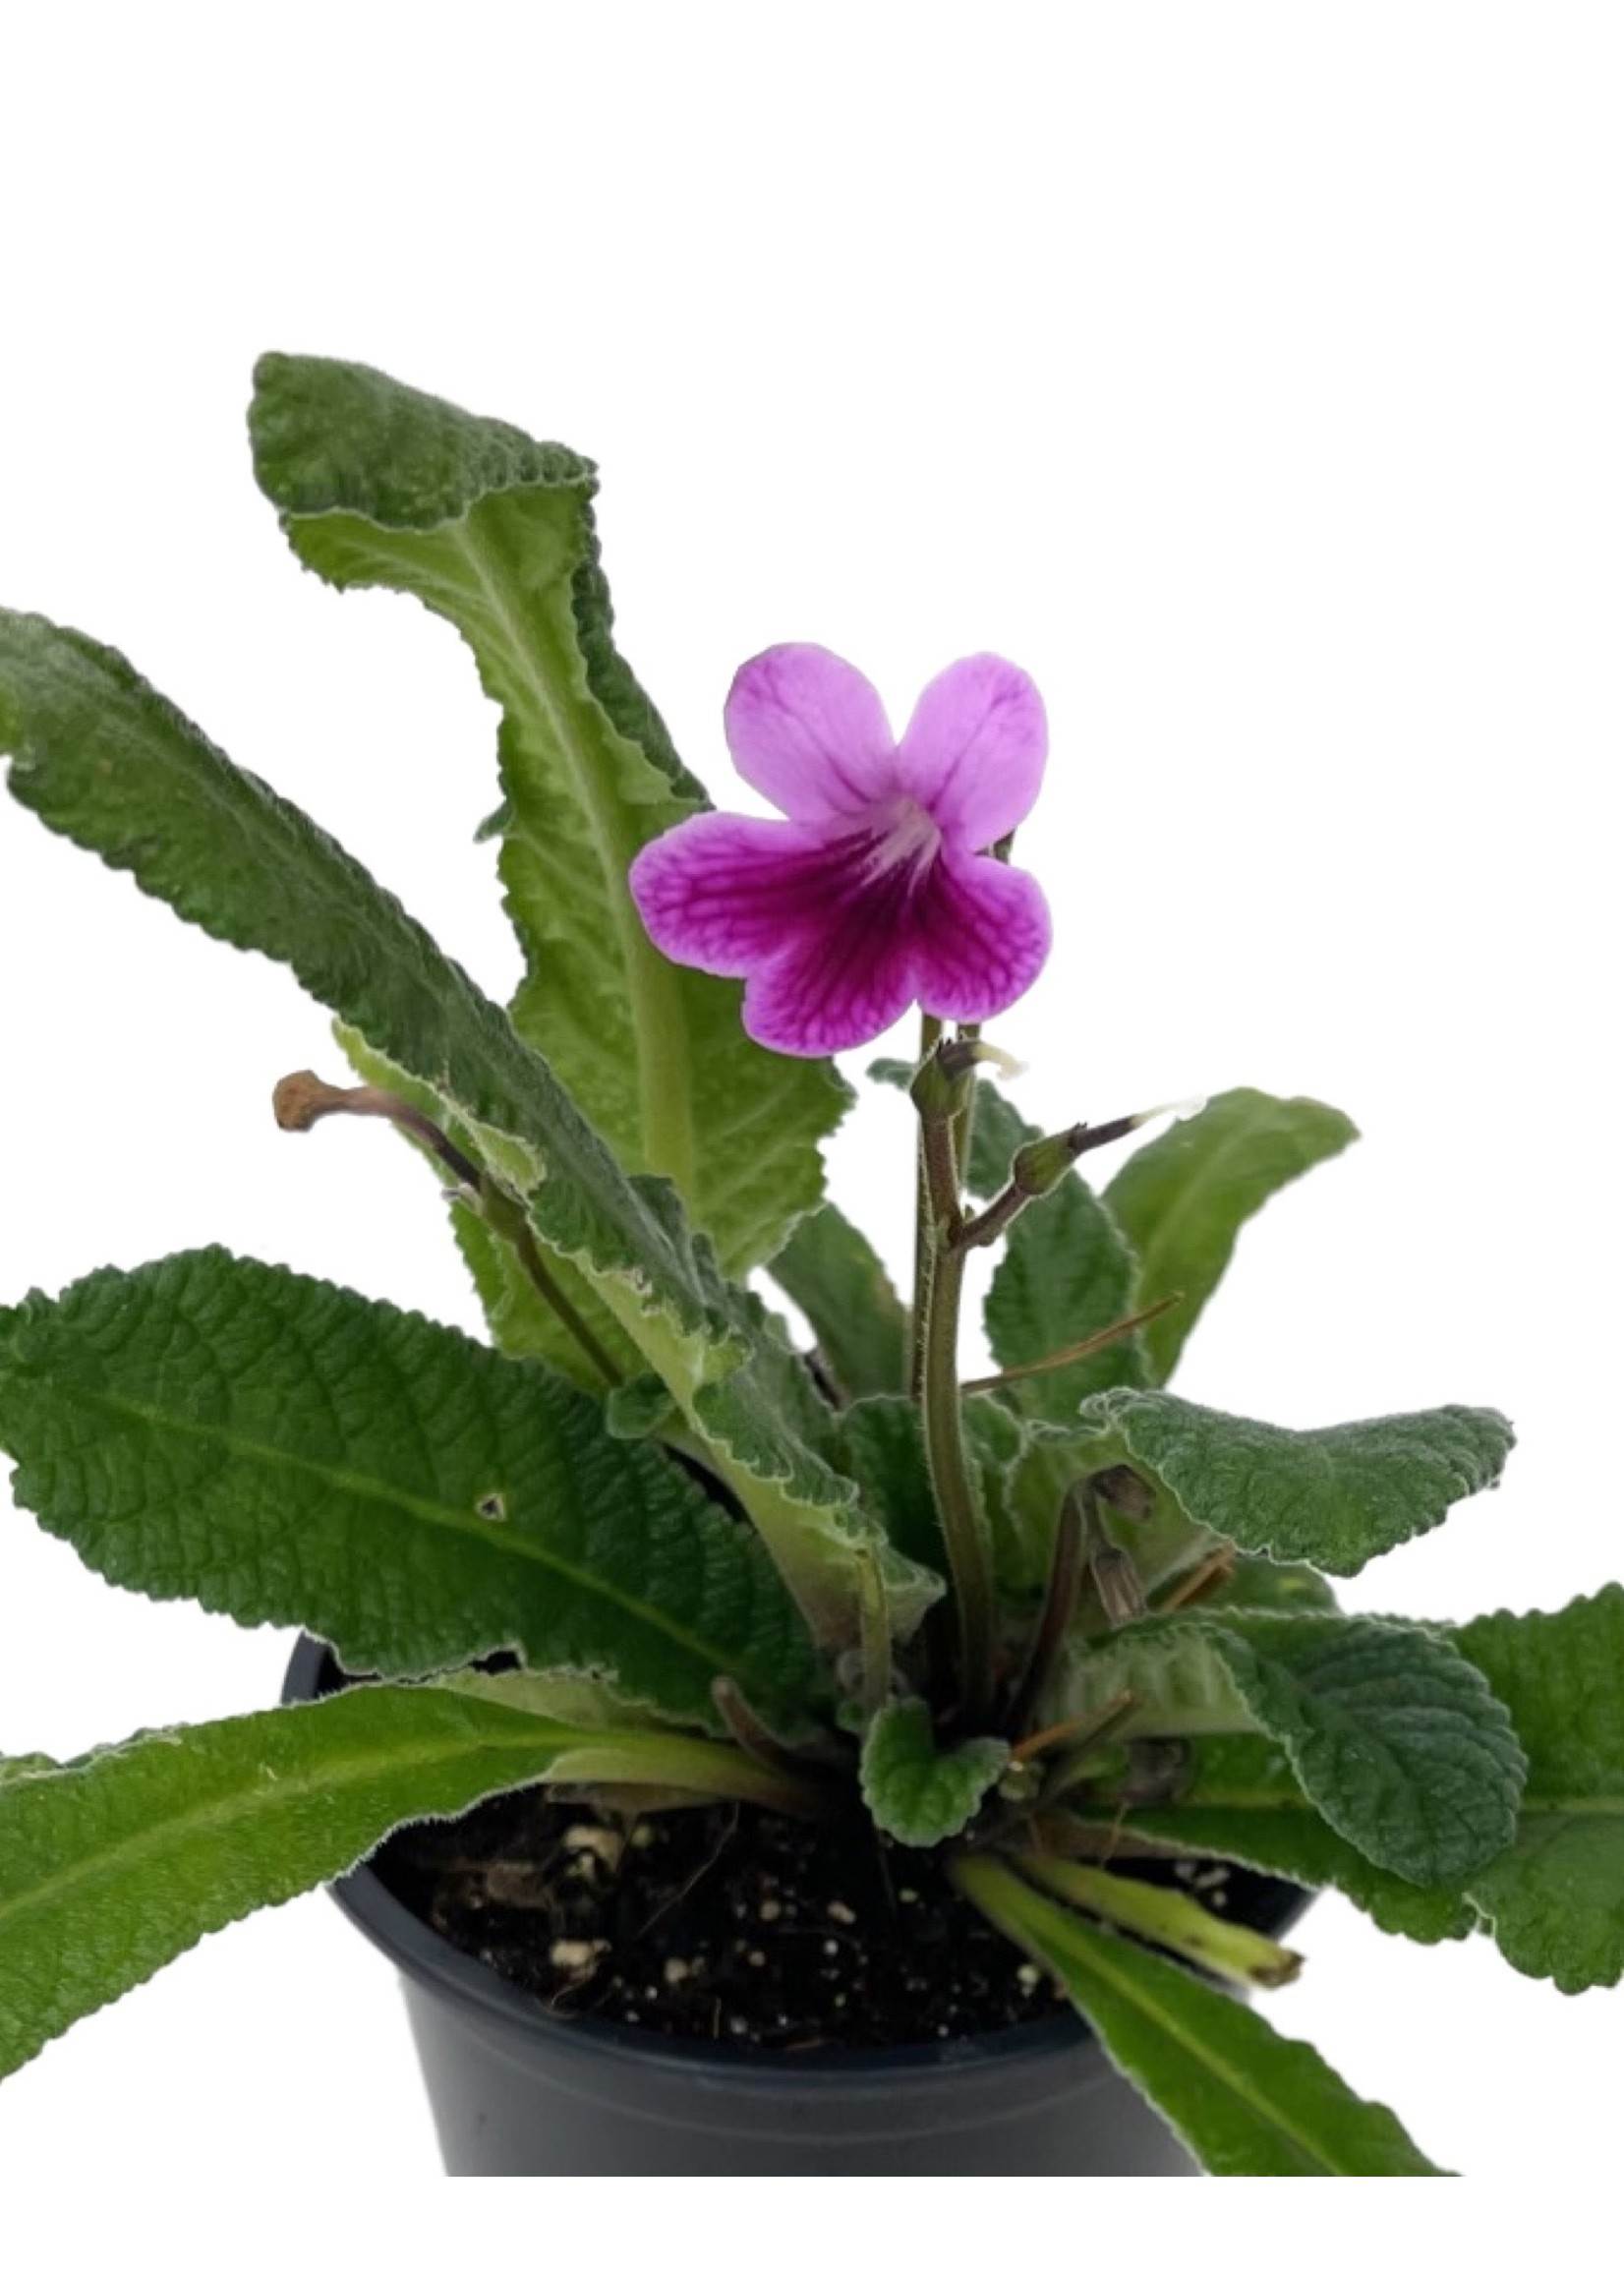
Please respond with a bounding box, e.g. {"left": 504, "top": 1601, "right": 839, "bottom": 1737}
{"left": 0, "top": 609, "right": 713, "bottom": 1344}
{"left": 859, "top": 1698, "right": 1008, "bottom": 1846}
{"left": 1103, "top": 1088, "right": 1359, "bottom": 1381}
{"left": 1452, "top": 1587, "right": 1624, "bottom": 1989}
{"left": 768, "top": 1203, "right": 909, "bottom": 1402}
{"left": 954, "top": 1855, "right": 1445, "bottom": 2176}
{"left": 1061, "top": 1387, "right": 1515, "bottom": 1577}
{"left": 0, "top": 609, "right": 921, "bottom": 1648}
{"left": 0, "top": 1249, "right": 821, "bottom": 1726}
{"left": 1110, "top": 1735, "right": 1475, "bottom": 1944}
{"left": 250, "top": 353, "right": 847, "bottom": 1276}
{"left": 0, "top": 1685, "right": 799, "bottom": 2081}
{"left": 833, "top": 1397, "right": 946, "bottom": 1579}
{"left": 1059, "top": 1612, "right": 1525, "bottom": 1885}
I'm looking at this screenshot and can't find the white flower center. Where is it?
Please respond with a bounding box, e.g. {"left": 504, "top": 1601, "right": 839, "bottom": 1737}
{"left": 860, "top": 795, "right": 942, "bottom": 885}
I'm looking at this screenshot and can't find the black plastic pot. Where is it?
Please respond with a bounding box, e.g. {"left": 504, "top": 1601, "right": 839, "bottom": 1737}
{"left": 284, "top": 1636, "right": 1303, "bottom": 2177}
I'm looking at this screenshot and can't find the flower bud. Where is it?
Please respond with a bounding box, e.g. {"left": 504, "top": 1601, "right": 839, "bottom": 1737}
{"left": 909, "top": 1040, "right": 978, "bottom": 1120}
{"left": 1090, "top": 1464, "right": 1156, "bottom": 1522}
{"left": 1011, "top": 1125, "right": 1089, "bottom": 1196}
{"left": 1090, "top": 1545, "right": 1149, "bottom": 1628}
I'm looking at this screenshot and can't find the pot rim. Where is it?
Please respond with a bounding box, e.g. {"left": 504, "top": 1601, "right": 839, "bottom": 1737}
{"left": 284, "top": 1634, "right": 1091, "bottom": 2079}
{"left": 284, "top": 1633, "right": 1306, "bottom": 2086}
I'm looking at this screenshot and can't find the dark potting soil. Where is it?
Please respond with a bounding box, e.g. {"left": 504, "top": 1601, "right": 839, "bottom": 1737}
{"left": 370, "top": 1787, "right": 1287, "bottom": 2054}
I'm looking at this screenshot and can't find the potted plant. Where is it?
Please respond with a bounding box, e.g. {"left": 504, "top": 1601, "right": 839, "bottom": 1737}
{"left": 0, "top": 355, "right": 1614, "bottom": 2178}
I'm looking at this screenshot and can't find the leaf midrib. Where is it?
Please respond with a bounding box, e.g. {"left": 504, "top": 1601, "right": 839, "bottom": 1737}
{"left": 46, "top": 1379, "right": 759, "bottom": 1690}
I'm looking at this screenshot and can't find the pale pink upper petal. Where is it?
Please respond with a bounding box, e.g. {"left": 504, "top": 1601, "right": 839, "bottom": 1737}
{"left": 897, "top": 654, "right": 1047, "bottom": 848}
{"left": 627, "top": 811, "right": 850, "bottom": 976}
{"left": 909, "top": 848, "right": 1053, "bottom": 1024}
{"left": 724, "top": 644, "right": 899, "bottom": 819}
{"left": 741, "top": 923, "right": 918, "bottom": 1058}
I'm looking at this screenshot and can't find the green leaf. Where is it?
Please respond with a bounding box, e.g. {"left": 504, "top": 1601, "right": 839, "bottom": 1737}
{"left": 0, "top": 1248, "right": 822, "bottom": 1729}
{"left": 603, "top": 1371, "right": 681, "bottom": 1440}
{"left": 1095, "top": 1735, "right": 1475, "bottom": 1945}
{"left": 1103, "top": 1088, "right": 1359, "bottom": 1382}
{"left": 768, "top": 1203, "right": 909, "bottom": 1402}
{"left": 859, "top": 1698, "right": 1009, "bottom": 1846}
{"left": 0, "top": 610, "right": 696, "bottom": 1340}
{"left": 1201, "top": 1613, "right": 1521, "bottom": 1887}
{"left": 832, "top": 1397, "right": 946, "bottom": 1579}
{"left": 961, "top": 1394, "right": 1029, "bottom": 1594}
{"left": 960, "top": 1080, "right": 1030, "bottom": 1201}
{"left": 0, "top": 1684, "right": 805, "bottom": 2081}
{"left": 1212, "top": 1554, "right": 1338, "bottom": 1614}
{"left": 1060, "top": 1612, "right": 1525, "bottom": 1885}
{"left": 1061, "top": 1386, "right": 1515, "bottom": 1577}
{"left": 249, "top": 352, "right": 847, "bottom": 1277}
{"left": 953, "top": 1855, "right": 1446, "bottom": 2175}
{"left": 972, "top": 1087, "right": 1150, "bottom": 1422}
{"left": 0, "top": 609, "right": 923, "bottom": 1650}
{"left": 1452, "top": 1587, "right": 1624, "bottom": 1989}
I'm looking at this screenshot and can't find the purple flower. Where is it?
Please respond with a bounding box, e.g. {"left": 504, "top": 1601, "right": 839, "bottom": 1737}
{"left": 627, "top": 645, "right": 1052, "bottom": 1056}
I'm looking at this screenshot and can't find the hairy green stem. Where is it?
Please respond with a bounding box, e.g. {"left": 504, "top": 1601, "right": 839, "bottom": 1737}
{"left": 908, "top": 1013, "right": 944, "bottom": 1398}
{"left": 912, "top": 1045, "right": 996, "bottom": 1723}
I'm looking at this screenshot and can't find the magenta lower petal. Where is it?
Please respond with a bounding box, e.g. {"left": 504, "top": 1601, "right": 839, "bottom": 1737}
{"left": 627, "top": 812, "right": 847, "bottom": 976}
{"left": 741, "top": 916, "right": 918, "bottom": 1056}
{"left": 725, "top": 645, "right": 900, "bottom": 821}
{"left": 909, "top": 850, "right": 1052, "bottom": 1024}
{"left": 897, "top": 654, "right": 1047, "bottom": 850}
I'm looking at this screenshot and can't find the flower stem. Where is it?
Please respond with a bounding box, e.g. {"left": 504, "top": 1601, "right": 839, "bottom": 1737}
{"left": 908, "top": 1013, "right": 944, "bottom": 1398}
{"left": 477, "top": 1186, "right": 627, "bottom": 1390}
{"left": 272, "top": 1070, "right": 624, "bottom": 1390}
{"left": 911, "top": 1038, "right": 997, "bottom": 1723}
{"left": 1003, "top": 1487, "right": 1085, "bottom": 1738}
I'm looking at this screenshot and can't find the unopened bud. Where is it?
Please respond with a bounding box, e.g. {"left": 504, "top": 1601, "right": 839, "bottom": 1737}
{"left": 909, "top": 1040, "right": 977, "bottom": 1118}
{"left": 1012, "top": 1126, "right": 1089, "bottom": 1196}
{"left": 1090, "top": 1545, "right": 1149, "bottom": 1628}
{"left": 1091, "top": 1465, "right": 1156, "bottom": 1522}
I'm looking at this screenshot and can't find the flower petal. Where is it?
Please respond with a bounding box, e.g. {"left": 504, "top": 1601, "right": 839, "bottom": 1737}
{"left": 725, "top": 644, "right": 899, "bottom": 819}
{"left": 897, "top": 654, "right": 1047, "bottom": 848}
{"left": 627, "top": 811, "right": 850, "bottom": 975}
{"left": 910, "top": 849, "right": 1052, "bottom": 1024}
{"left": 741, "top": 911, "right": 918, "bottom": 1056}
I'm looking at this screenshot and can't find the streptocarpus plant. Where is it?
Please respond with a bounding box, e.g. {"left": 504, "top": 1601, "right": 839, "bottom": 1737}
{"left": 0, "top": 357, "right": 1615, "bottom": 2180}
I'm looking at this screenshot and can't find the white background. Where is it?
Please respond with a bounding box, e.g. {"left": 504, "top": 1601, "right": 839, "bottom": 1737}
{"left": 0, "top": 0, "right": 1618, "bottom": 2209}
